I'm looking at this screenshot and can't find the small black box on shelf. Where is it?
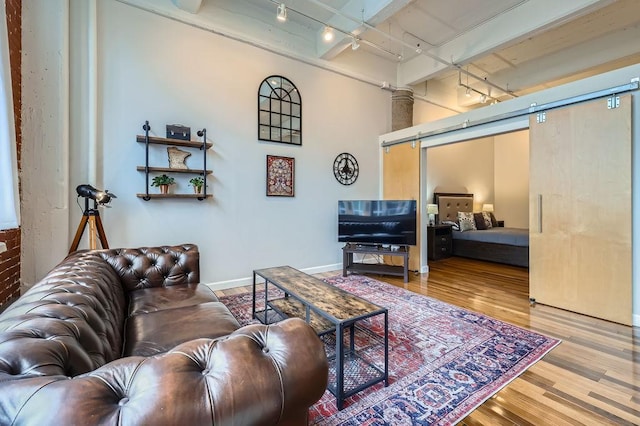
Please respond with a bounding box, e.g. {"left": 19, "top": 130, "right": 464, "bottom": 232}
{"left": 166, "top": 124, "right": 191, "bottom": 140}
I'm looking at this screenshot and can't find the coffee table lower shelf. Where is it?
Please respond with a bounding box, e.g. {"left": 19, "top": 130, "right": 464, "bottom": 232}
{"left": 266, "top": 297, "right": 335, "bottom": 335}
{"left": 255, "top": 298, "right": 388, "bottom": 407}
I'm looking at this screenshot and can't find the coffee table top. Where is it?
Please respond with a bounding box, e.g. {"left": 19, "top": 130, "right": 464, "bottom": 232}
{"left": 254, "top": 266, "right": 386, "bottom": 323}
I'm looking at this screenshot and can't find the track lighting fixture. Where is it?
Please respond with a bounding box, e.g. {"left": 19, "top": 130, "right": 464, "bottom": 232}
{"left": 351, "top": 36, "right": 360, "bottom": 50}
{"left": 322, "top": 26, "right": 334, "bottom": 42}
{"left": 276, "top": 3, "right": 287, "bottom": 22}
{"left": 270, "top": 1, "right": 403, "bottom": 59}
{"left": 457, "top": 69, "right": 499, "bottom": 104}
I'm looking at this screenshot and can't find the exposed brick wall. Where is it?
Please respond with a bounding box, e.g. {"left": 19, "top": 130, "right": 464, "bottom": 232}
{"left": 0, "top": 230, "right": 20, "bottom": 308}
{"left": 0, "top": 0, "right": 22, "bottom": 311}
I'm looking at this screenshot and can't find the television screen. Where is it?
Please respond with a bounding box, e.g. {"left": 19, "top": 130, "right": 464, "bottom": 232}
{"left": 338, "top": 200, "right": 417, "bottom": 246}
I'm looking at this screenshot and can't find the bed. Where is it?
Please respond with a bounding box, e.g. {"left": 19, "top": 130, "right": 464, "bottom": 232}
{"left": 434, "top": 192, "right": 529, "bottom": 268}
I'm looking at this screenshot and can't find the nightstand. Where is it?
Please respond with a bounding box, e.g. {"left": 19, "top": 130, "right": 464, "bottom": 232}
{"left": 427, "top": 225, "right": 453, "bottom": 260}
{"left": 497, "top": 220, "right": 505, "bottom": 227}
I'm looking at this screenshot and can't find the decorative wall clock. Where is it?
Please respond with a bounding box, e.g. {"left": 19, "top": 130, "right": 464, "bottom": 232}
{"left": 333, "top": 152, "right": 359, "bottom": 185}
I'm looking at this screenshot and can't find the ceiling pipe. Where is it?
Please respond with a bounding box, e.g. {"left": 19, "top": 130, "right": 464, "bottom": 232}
{"left": 267, "top": 0, "right": 401, "bottom": 60}
{"left": 302, "top": 0, "right": 516, "bottom": 98}
{"left": 304, "top": 0, "right": 447, "bottom": 64}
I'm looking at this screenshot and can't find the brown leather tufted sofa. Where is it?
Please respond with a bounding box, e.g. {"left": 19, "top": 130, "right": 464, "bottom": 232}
{"left": 0, "top": 244, "right": 328, "bottom": 425}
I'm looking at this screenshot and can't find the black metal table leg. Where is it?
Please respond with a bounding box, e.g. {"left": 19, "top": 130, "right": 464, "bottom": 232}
{"left": 384, "top": 311, "right": 389, "bottom": 386}
{"left": 336, "top": 323, "right": 344, "bottom": 410}
{"left": 252, "top": 271, "right": 257, "bottom": 320}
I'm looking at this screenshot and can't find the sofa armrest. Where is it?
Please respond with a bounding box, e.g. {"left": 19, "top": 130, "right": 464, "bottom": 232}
{"left": 0, "top": 318, "right": 328, "bottom": 425}
{"left": 97, "top": 244, "right": 200, "bottom": 292}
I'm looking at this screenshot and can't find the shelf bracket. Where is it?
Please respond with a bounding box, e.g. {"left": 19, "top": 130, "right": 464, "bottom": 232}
{"left": 143, "top": 120, "right": 151, "bottom": 201}
{"left": 197, "top": 128, "right": 207, "bottom": 200}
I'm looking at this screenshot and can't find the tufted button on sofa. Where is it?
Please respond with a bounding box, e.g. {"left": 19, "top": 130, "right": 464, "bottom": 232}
{"left": 0, "top": 244, "right": 328, "bottom": 425}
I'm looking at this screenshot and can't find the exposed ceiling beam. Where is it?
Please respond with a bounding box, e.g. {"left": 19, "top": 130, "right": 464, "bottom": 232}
{"left": 312, "top": 0, "right": 413, "bottom": 60}
{"left": 398, "top": 0, "right": 616, "bottom": 86}
{"left": 489, "top": 24, "right": 640, "bottom": 94}
{"left": 171, "top": 0, "right": 203, "bottom": 14}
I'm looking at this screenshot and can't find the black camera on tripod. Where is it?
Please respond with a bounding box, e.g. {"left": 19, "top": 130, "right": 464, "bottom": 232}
{"left": 69, "top": 184, "right": 117, "bottom": 254}
{"left": 76, "top": 184, "right": 117, "bottom": 206}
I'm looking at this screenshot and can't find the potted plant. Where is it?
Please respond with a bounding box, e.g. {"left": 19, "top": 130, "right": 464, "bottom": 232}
{"left": 189, "top": 176, "right": 206, "bottom": 194}
{"left": 151, "top": 174, "right": 176, "bottom": 194}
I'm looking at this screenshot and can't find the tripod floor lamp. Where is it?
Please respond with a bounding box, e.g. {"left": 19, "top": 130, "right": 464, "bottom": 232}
{"left": 69, "top": 184, "right": 117, "bottom": 254}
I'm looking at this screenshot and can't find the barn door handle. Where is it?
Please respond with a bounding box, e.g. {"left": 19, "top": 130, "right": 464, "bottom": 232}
{"left": 538, "top": 194, "right": 543, "bottom": 233}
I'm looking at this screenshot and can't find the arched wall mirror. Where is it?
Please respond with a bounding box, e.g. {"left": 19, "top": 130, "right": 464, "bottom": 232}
{"left": 258, "top": 75, "right": 302, "bottom": 145}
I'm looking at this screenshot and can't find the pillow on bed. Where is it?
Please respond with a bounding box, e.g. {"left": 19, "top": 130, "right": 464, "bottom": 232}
{"left": 473, "top": 213, "right": 488, "bottom": 230}
{"left": 481, "top": 212, "right": 493, "bottom": 229}
{"left": 458, "top": 212, "right": 477, "bottom": 231}
{"left": 488, "top": 212, "right": 498, "bottom": 227}
{"left": 440, "top": 220, "right": 460, "bottom": 231}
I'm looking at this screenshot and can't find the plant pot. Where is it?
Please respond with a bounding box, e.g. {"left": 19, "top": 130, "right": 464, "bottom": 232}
{"left": 159, "top": 184, "right": 169, "bottom": 194}
{"left": 193, "top": 186, "right": 203, "bottom": 194}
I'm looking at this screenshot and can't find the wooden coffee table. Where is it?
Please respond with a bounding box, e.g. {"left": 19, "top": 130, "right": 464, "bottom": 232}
{"left": 252, "top": 266, "right": 389, "bottom": 410}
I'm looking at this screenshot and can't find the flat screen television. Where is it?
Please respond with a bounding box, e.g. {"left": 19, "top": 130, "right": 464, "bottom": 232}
{"left": 338, "top": 200, "right": 417, "bottom": 246}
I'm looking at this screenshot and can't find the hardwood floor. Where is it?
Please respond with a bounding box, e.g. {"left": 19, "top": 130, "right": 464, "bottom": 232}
{"left": 218, "top": 257, "right": 640, "bottom": 425}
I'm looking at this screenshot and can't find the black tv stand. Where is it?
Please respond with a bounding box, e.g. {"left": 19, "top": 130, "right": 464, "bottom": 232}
{"left": 342, "top": 243, "right": 409, "bottom": 283}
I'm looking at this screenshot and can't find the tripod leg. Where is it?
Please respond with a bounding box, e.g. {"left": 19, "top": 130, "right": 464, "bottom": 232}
{"left": 69, "top": 215, "right": 90, "bottom": 254}
{"left": 88, "top": 216, "right": 97, "bottom": 250}
{"left": 94, "top": 213, "right": 109, "bottom": 249}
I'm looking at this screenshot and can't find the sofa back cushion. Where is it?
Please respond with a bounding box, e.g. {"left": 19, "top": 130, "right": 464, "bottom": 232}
{"left": 98, "top": 244, "right": 200, "bottom": 292}
{"left": 0, "top": 251, "right": 127, "bottom": 377}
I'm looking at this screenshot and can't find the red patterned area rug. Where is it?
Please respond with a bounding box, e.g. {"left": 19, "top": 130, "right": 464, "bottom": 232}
{"left": 219, "top": 274, "right": 560, "bottom": 425}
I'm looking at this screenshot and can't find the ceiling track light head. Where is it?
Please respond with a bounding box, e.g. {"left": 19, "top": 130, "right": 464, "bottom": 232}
{"left": 277, "top": 3, "right": 287, "bottom": 22}
{"left": 322, "top": 26, "right": 334, "bottom": 42}
{"left": 351, "top": 36, "right": 360, "bottom": 50}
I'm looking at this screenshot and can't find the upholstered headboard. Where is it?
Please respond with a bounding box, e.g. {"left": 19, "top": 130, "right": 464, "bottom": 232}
{"left": 433, "top": 193, "right": 473, "bottom": 223}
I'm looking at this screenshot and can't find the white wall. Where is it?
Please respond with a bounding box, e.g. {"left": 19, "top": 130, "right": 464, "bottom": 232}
{"left": 425, "top": 133, "right": 529, "bottom": 227}
{"left": 413, "top": 97, "right": 457, "bottom": 127}
{"left": 425, "top": 137, "right": 495, "bottom": 210}
{"left": 494, "top": 131, "right": 529, "bottom": 228}
{"left": 21, "top": 1, "right": 391, "bottom": 289}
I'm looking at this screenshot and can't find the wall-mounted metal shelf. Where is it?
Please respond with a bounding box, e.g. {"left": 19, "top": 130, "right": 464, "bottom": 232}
{"left": 136, "top": 120, "right": 212, "bottom": 201}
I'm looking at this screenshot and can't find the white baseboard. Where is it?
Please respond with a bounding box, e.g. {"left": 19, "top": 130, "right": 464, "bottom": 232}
{"left": 633, "top": 313, "right": 640, "bottom": 327}
{"left": 204, "top": 263, "right": 342, "bottom": 292}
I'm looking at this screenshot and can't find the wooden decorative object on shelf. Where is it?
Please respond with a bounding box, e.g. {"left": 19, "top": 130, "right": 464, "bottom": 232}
{"left": 167, "top": 147, "right": 191, "bottom": 169}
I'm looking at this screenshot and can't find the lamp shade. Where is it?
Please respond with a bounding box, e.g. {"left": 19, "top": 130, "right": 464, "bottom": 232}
{"left": 482, "top": 203, "right": 494, "bottom": 212}
{"left": 427, "top": 204, "right": 439, "bottom": 214}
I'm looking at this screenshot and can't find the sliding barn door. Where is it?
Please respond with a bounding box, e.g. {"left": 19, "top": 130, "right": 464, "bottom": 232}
{"left": 529, "top": 94, "right": 632, "bottom": 325}
{"left": 383, "top": 143, "right": 420, "bottom": 271}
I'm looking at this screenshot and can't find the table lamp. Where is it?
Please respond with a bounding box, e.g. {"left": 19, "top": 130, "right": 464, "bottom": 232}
{"left": 427, "top": 204, "right": 439, "bottom": 226}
